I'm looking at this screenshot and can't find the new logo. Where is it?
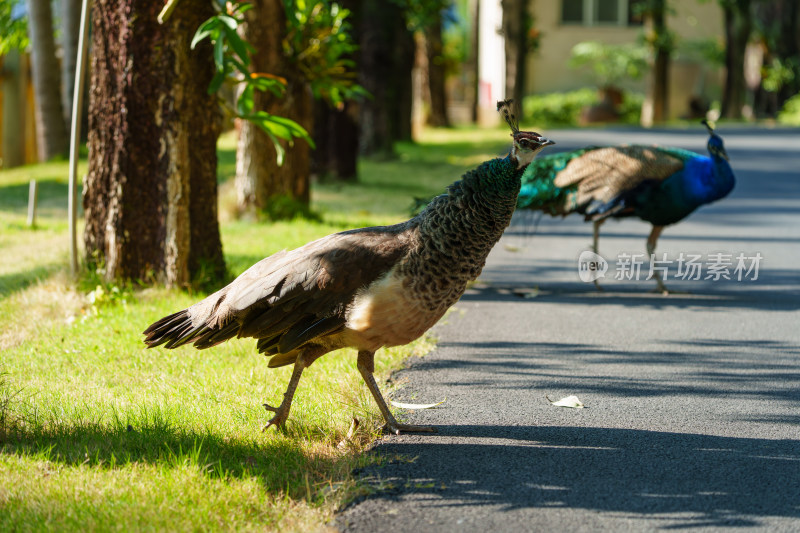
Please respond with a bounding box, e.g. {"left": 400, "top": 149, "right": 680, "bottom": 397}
{"left": 578, "top": 251, "right": 608, "bottom": 282}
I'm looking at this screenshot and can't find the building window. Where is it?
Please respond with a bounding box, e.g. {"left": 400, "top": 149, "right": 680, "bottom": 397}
{"left": 561, "top": 0, "right": 644, "bottom": 27}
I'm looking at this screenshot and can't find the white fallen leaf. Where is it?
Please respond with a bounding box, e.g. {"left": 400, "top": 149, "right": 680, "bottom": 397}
{"left": 390, "top": 399, "right": 446, "bottom": 410}
{"left": 547, "top": 395, "right": 585, "bottom": 408}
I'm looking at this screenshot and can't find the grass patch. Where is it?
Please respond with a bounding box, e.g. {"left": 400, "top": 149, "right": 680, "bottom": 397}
{"left": 0, "top": 126, "right": 499, "bottom": 531}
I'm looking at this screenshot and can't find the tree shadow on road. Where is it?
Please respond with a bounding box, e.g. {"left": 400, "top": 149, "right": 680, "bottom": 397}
{"left": 344, "top": 424, "right": 800, "bottom": 529}
{"left": 459, "top": 273, "right": 800, "bottom": 312}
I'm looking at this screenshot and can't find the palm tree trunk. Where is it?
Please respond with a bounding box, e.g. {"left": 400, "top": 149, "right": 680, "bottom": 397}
{"left": 84, "top": 0, "right": 224, "bottom": 286}
{"left": 60, "top": 0, "right": 82, "bottom": 127}
{"left": 235, "top": 0, "right": 312, "bottom": 216}
{"left": 426, "top": 10, "right": 450, "bottom": 127}
{"left": 501, "top": 0, "right": 528, "bottom": 108}
{"left": 25, "top": 0, "right": 69, "bottom": 160}
{"left": 651, "top": 0, "right": 670, "bottom": 122}
{"left": 720, "top": 0, "right": 752, "bottom": 119}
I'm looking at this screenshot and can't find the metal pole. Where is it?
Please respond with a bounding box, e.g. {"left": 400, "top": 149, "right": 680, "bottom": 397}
{"left": 68, "top": 0, "right": 91, "bottom": 277}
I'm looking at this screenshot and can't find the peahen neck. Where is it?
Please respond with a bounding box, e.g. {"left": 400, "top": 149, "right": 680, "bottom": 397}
{"left": 407, "top": 156, "right": 524, "bottom": 294}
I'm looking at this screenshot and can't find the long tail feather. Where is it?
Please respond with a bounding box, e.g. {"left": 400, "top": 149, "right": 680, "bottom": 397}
{"left": 143, "top": 310, "right": 236, "bottom": 350}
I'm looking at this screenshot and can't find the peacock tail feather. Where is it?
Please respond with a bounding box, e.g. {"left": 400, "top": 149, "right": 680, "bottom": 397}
{"left": 517, "top": 148, "right": 593, "bottom": 215}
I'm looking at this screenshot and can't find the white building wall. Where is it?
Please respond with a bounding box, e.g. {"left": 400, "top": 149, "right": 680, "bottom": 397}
{"left": 477, "top": 0, "right": 506, "bottom": 125}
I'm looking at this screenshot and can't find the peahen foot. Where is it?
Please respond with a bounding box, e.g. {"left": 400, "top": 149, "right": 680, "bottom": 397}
{"left": 262, "top": 402, "right": 290, "bottom": 432}
{"left": 357, "top": 350, "right": 438, "bottom": 436}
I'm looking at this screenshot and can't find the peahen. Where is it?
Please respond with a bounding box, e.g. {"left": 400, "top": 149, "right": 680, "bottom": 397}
{"left": 517, "top": 120, "right": 735, "bottom": 293}
{"left": 143, "top": 101, "right": 554, "bottom": 435}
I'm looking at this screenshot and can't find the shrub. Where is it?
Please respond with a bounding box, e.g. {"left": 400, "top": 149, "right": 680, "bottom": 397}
{"left": 523, "top": 89, "right": 597, "bottom": 126}
{"left": 778, "top": 93, "right": 800, "bottom": 126}
{"left": 523, "top": 89, "right": 644, "bottom": 127}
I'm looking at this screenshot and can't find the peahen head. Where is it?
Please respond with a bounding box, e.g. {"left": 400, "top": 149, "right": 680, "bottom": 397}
{"left": 702, "top": 119, "right": 729, "bottom": 161}
{"left": 497, "top": 99, "right": 555, "bottom": 169}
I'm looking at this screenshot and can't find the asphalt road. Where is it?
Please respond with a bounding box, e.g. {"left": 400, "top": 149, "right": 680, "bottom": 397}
{"left": 337, "top": 126, "right": 800, "bottom": 532}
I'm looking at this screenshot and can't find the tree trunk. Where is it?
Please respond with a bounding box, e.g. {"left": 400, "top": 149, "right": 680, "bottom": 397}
{"left": 426, "top": 10, "right": 450, "bottom": 127}
{"left": 392, "top": 19, "right": 415, "bottom": 143}
{"left": 501, "top": 0, "right": 528, "bottom": 108}
{"left": 1, "top": 51, "right": 25, "bottom": 168}
{"left": 274, "top": 80, "right": 313, "bottom": 206}
{"left": 309, "top": 0, "right": 359, "bottom": 182}
{"left": 60, "top": 0, "right": 82, "bottom": 127}
{"left": 470, "top": 0, "right": 480, "bottom": 123}
{"left": 235, "top": 0, "right": 312, "bottom": 216}
{"left": 84, "top": 0, "right": 224, "bottom": 287}
{"left": 311, "top": 100, "right": 359, "bottom": 181}
{"left": 721, "top": 0, "right": 752, "bottom": 119}
{"left": 25, "top": 0, "right": 69, "bottom": 161}
{"left": 774, "top": 1, "right": 800, "bottom": 108}
{"left": 358, "top": 0, "right": 413, "bottom": 156}
{"left": 752, "top": 0, "right": 800, "bottom": 115}
{"left": 650, "top": 0, "right": 670, "bottom": 123}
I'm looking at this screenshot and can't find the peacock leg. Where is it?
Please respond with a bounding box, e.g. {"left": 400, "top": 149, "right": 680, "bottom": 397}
{"left": 646, "top": 225, "right": 669, "bottom": 294}
{"left": 262, "top": 347, "right": 324, "bottom": 431}
{"left": 357, "top": 350, "right": 436, "bottom": 435}
{"left": 592, "top": 219, "right": 605, "bottom": 291}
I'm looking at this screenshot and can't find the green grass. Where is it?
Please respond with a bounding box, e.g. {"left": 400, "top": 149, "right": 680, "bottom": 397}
{"left": 0, "top": 126, "right": 507, "bottom": 531}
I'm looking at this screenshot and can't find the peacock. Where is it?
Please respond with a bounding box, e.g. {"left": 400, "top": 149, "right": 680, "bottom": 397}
{"left": 517, "top": 120, "right": 735, "bottom": 293}
{"left": 143, "top": 101, "right": 554, "bottom": 435}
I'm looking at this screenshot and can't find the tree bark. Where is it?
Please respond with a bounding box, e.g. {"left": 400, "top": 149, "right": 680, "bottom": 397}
{"left": 470, "top": 0, "right": 480, "bottom": 123}
{"left": 773, "top": 1, "right": 800, "bottom": 108}
{"left": 84, "top": 0, "right": 224, "bottom": 287}
{"left": 1, "top": 51, "right": 25, "bottom": 168}
{"left": 25, "top": 0, "right": 69, "bottom": 160}
{"left": 426, "top": 10, "right": 450, "bottom": 127}
{"left": 358, "top": 0, "right": 414, "bottom": 157}
{"left": 752, "top": 0, "right": 800, "bottom": 116}
{"left": 60, "top": 0, "right": 82, "bottom": 127}
{"left": 650, "top": 0, "right": 670, "bottom": 123}
{"left": 501, "top": 0, "right": 528, "bottom": 108}
{"left": 311, "top": 100, "right": 359, "bottom": 181}
{"left": 308, "top": 0, "right": 359, "bottom": 182}
{"left": 720, "top": 0, "right": 752, "bottom": 119}
{"left": 235, "top": 0, "right": 312, "bottom": 215}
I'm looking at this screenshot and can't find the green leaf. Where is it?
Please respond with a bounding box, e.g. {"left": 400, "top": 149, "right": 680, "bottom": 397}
{"left": 191, "top": 17, "right": 219, "bottom": 49}
{"left": 229, "top": 57, "right": 251, "bottom": 78}
{"left": 217, "top": 14, "right": 238, "bottom": 30}
{"left": 213, "top": 38, "right": 224, "bottom": 72}
{"left": 222, "top": 25, "right": 251, "bottom": 66}
{"left": 237, "top": 85, "right": 255, "bottom": 116}
{"left": 208, "top": 70, "right": 226, "bottom": 94}
{"left": 260, "top": 128, "right": 286, "bottom": 166}
{"left": 249, "top": 76, "right": 286, "bottom": 97}
{"left": 245, "top": 112, "right": 295, "bottom": 142}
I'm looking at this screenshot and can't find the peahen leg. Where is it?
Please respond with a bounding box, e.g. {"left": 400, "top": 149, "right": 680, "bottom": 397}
{"left": 262, "top": 347, "right": 324, "bottom": 431}
{"left": 592, "top": 219, "right": 605, "bottom": 291}
{"left": 646, "top": 225, "right": 668, "bottom": 294}
{"left": 357, "top": 350, "right": 436, "bottom": 435}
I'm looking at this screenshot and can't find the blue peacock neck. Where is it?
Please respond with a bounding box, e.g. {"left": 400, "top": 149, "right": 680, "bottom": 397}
{"left": 706, "top": 149, "right": 736, "bottom": 202}
{"left": 682, "top": 148, "right": 735, "bottom": 208}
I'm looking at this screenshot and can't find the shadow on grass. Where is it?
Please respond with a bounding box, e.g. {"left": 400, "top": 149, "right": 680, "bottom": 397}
{"left": 0, "top": 264, "right": 63, "bottom": 299}
{"left": 0, "top": 417, "right": 357, "bottom": 501}
{"left": 0, "top": 180, "right": 71, "bottom": 213}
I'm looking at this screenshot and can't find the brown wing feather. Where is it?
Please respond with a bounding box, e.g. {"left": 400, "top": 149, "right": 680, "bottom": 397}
{"left": 553, "top": 146, "right": 684, "bottom": 206}
{"left": 186, "top": 224, "right": 414, "bottom": 345}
